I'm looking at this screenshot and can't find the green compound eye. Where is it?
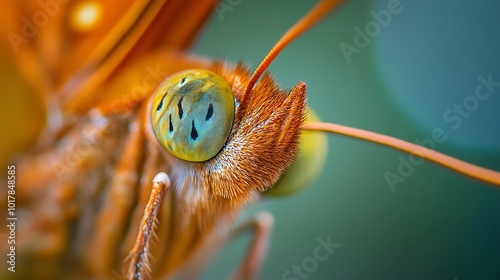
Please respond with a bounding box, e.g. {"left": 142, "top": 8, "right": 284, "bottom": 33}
{"left": 151, "top": 69, "right": 235, "bottom": 162}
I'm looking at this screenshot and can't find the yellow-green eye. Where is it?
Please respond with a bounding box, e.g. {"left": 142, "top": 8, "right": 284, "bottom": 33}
{"left": 151, "top": 69, "right": 235, "bottom": 162}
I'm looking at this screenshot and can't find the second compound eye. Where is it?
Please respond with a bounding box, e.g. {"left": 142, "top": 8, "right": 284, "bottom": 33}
{"left": 150, "top": 69, "right": 235, "bottom": 162}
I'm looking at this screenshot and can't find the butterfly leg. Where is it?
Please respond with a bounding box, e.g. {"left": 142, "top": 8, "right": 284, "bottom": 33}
{"left": 229, "top": 211, "right": 275, "bottom": 280}
{"left": 177, "top": 210, "right": 274, "bottom": 280}
{"left": 127, "top": 172, "right": 171, "bottom": 280}
{"left": 83, "top": 120, "right": 144, "bottom": 275}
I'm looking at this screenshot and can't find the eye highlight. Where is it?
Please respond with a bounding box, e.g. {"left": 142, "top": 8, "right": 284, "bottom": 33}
{"left": 151, "top": 69, "right": 235, "bottom": 162}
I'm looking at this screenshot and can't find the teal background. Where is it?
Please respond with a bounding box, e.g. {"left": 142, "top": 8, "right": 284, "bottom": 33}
{"left": 193, "top": 1, "right": 500, "bottom": 279}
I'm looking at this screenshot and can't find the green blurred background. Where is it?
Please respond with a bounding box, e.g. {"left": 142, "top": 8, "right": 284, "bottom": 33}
{"left": 1, "top": 0, "right": 499, "bottom": 279}
{"left": 193, "top": 1, "right": 500, "bottom": 279}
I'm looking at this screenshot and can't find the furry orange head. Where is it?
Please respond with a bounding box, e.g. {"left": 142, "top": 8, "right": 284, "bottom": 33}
{"left": 146, "top": 61, "right": 306, "bottom": 207}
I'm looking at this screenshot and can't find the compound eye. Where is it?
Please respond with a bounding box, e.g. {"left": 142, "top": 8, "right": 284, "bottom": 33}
{"left": 151, "top": 69, "right": 235, "bottom": 162}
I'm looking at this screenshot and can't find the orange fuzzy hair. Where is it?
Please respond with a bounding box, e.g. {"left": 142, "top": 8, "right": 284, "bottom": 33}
{"left": 143, "top": 60, "right": 307, "bottom": 216}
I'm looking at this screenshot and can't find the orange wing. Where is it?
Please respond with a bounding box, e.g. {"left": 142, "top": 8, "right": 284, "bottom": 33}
{"left": 0, "top": 0, "right": 218, "bottom": 166}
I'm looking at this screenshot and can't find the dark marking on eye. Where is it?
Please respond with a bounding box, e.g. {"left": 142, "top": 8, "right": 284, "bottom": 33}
{"left": 156, "top": 92, "right": 167, "bottom": 111}
{"left": 177, "top": 97, "right": 184, "bottom": 119}
{"left": 191, "top": 120, "right": 198, "bottom": 140}
{"left": 156, "top": 99, "right": 163, "bottom": 111}
{"left": 181, "top": 77, "right": 187, "bottom": 84}
{"left": 205, "top": 103, "right": 213, "bottom": 121}
{"left": 169, "top": 114, "right": 173, "bottom": 133}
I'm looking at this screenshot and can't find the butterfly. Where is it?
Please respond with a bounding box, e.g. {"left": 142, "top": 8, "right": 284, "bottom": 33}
{"left": 1, "top": 0, "right": 499, "bottom": 279}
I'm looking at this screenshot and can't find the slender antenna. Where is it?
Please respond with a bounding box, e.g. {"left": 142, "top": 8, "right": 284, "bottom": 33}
{"left": 237, "top": 0, "right": 344, "bottom": 119}
{"left": 302, "top": 122, "right": 500, "bottom": 186}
